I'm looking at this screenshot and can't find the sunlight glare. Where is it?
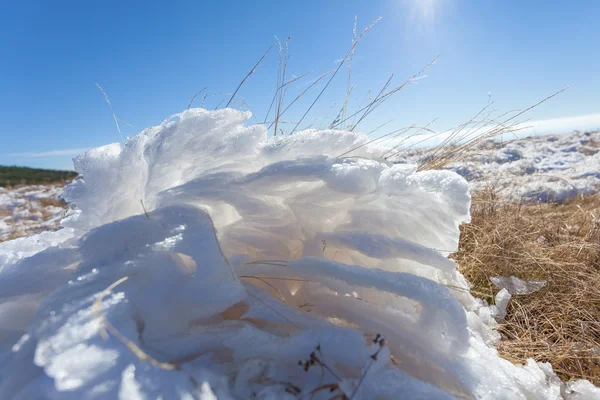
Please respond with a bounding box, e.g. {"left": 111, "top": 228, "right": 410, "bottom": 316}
{"left": 408, "top": 0, "right": 439, "bottom": 24}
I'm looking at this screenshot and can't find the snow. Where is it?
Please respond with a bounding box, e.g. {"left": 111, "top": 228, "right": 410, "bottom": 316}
{"left": 0, "top": 184, "right": 68, "bottom": 242}
{"left": 395, "top": 130, "right": 600, "bottom": 202}
{"left": 0, "top": 108, "right": 597, "bottom": 399}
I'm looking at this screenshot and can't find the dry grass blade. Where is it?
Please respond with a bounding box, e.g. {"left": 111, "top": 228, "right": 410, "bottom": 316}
{"left": 380, "top": 118, "right": 438, "bottom": 160}
{"left": 265, "top": 37, "right": 286, "bottom": 130}
{"left": 329, "top": 56, "right": 438, "bottom": 132}
{"left": 116, "top": 117, "right": 134, "bottom": 128}
{"left": 502, "top": 87, "right": 569, "bottom": 125}
{"left": 225, "top": 43, "right": 275, "bottom": 108}
{"left": 268, "top": 70, "right": 334, "bottom": 130}
{"left": 346, "top": 74, "right": 393, "bottom": 132}
{"left": 351, "top": 57, "right": 438, "bottom": 131}
{"left": 201, "top": 91, "right": 231, "bottom": 108}
{"left": 187, "top": 87, "right": 207, "bottom": 109}
{"left": 335, "top": 123, "right": 436, "bottom": 159}
{"left": 239, "top": 275, "right": 288, "bottom": 302}
{"left": 92, "top": 275, "right": 178, "bottom": 370}
{"left": 263, "top": 71, "right": 310, "bottom": 124}
{"left": 329, "top": 74, "right": 392, "bottom": 131}
{"left": 366, "top": 118, "right": 400, "bottom": 137}
{"left": 96, "top": 83, "right": 124, "bottom": 144}
{"left": 340, "top": 16, "right": 358, "bottom": 130}
{"left": 139, "top": 200, "right": 150, "bottom": 219}
{"left": 245, "top": 260, "right": 288, "bottom": 267}
{"left": 273, "top": 37, "right": 291, "bottom": 136}
{"left": 245, "top": 290, "right": 300, "bottom": 328}
{"left": 289, "top": 17, "right": 382, "bottom": 135}
{"left": 336, "top": 125, "right": 413, "bottom": 158}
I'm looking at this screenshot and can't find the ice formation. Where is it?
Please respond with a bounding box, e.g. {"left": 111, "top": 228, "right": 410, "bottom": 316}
{"left": 490, "top": 276, "right": 547, "bottom": 296}
{"left": 0, "top": 108, "right": 598, "bottom": 399}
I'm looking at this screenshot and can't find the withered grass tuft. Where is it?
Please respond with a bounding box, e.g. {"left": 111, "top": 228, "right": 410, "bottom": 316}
{"left": 454, "top": 188, "right": 600, "bottom": 383}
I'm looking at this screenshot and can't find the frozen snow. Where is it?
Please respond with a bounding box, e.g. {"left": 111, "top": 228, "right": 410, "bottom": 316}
{"left": 0, "top": 108, "right": 597, "bottom": 399}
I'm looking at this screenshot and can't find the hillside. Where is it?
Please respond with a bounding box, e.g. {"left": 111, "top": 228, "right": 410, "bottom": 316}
{"left": 0, "top": 165, "right": 77, "bottom": 187}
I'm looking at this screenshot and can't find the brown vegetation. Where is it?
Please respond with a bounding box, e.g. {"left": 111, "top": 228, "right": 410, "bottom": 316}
{"left": 38, "top": 196, "right": 68, "bottom": 209}
{"left": 454, "top": 189, "right": 600, "bottom": 384}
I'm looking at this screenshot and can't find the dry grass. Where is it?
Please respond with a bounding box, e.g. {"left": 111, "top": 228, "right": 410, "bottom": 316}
{"left": 453, "top": 188, "right": 600, "bottom": 384}
{"left": 38, "top": 196, "right": 68, "bottom": 209}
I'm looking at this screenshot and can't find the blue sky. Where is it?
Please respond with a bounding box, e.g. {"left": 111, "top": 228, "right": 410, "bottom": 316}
{"left": 1, "top": 0, "right": 599, "bottom": 170}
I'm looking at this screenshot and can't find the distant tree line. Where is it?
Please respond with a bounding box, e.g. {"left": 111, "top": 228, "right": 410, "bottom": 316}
{"left": 0, "top": 165, "right": 78, "bottom": 187}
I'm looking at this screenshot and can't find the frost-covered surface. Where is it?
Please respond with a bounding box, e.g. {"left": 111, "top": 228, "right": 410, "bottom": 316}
{"left": 0, "top": 109, "right": 598, "bottom": 399}
{"left": 395, "top": 130, "right": 600, "bottom": 202}
{"left": 0, "top": 185, "right": 68, "bottom": 242}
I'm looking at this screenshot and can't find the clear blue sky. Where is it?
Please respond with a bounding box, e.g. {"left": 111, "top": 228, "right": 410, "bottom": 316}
{"left": 1, "top": 0, "right": 599, "bottom": 170}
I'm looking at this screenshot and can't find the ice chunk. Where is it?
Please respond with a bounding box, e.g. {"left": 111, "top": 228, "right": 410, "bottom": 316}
{"left": 565, "top": 379, "right": 600, "bottom": 399}
{"left": 490, "top": 276, "right": 547, "bottom": 295}
{"left": 494, "top": 288, "right": 512, "bottom": 320}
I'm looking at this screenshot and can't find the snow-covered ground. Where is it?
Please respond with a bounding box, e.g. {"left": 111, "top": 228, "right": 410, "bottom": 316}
{"left": 0, "top": 184, "right": 68, "bottom": 242}
{"left": 394, "top": 130, "right": 600, "bottom": 202}
{"left": 0, "top": 110, "right": 598, "bottom": 399}
{"left": 2, "top": 129, "right": 597, "bottom": 244}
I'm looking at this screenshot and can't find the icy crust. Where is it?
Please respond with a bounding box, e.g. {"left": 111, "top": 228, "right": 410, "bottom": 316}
{"left": 0, "top": 108, "right": 597, "bottom": 399}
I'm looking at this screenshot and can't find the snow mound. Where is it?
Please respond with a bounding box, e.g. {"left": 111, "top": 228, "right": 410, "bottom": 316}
{"left": 0, "top": 109, "right": 597, "bottom": 399}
